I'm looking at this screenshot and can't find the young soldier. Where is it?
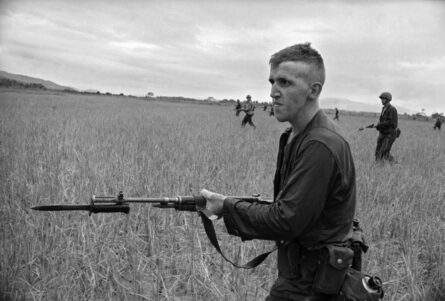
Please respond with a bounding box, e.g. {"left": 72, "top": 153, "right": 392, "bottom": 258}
{"left": 201, "top": 43, "right": 356, "bottom": 301}
{"left": 375, "top": 92, "right": 398, "bottom": 162}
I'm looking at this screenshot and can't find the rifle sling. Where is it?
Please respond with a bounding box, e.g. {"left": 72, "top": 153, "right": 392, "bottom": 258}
{"left": 198, "top": 211, "right": 276, "bottom": 269}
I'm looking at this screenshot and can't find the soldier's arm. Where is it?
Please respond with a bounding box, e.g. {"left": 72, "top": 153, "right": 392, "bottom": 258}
{"left": 378, "top": 107, "right": 397, "bottom": 130}
{"left": 222, "top": 141, "right": 336, "bottom": 241}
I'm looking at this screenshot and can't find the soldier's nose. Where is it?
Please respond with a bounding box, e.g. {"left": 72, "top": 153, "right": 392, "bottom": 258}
{"left": 270, "top": 91, "right": 279, "bottom": 100}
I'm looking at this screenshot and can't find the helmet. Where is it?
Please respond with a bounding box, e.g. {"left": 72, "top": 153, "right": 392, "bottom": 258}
{"left": 246, "top": 95, "right": 251, "bottom": 99}
{"left": 379, "top": 92, "right": 392, "bottom": 101}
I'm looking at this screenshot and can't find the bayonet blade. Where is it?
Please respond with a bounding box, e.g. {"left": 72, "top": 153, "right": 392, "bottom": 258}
{"left": 31, "top": 205, "right": 92, "bottom": 212}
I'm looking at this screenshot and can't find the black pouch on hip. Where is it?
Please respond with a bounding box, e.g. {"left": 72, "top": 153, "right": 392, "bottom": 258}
{"left": 334, "top": 268, "right": 384, "bottom": 301}
{"left": 313, "top": 245, "right": 354, "bottom": 294}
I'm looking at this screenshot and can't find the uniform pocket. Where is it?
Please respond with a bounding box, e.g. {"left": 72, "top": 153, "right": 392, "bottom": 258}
{"left": 313, "top": 245, "right": 354, "bottom": 294}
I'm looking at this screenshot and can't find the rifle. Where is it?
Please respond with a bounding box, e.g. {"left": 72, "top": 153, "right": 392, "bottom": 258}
{"left": 32, "top": 191, "right": 274, "bottom": 269}
{"left": 32, "top": 191, "right": 262, "bottom": 220}
{"left": 358, "top": 123, "right": 375, "bottom": 131}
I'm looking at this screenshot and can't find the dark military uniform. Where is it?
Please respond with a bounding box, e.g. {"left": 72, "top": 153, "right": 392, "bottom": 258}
{"left": 235, "top": 101, "right": 242, "bottom": 116}
{"left": 222, "top": 110, "right": 356, "bottom": 300}
{"left": 433, "top": 117, "right": 442, "bottom": 130}
{"left": 375, "top": 103, "right": 398, "bottom": 161}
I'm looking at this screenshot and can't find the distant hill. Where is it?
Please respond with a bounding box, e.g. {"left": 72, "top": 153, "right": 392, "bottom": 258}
{"left": 0, "top": 70, "right": 416, "bottom": 114}
{"left": 0, "top": 70, "right": 75, "bottom": 91}
{"left": 83, "top": 89, "right": 100, "bottom": 94}
{"left": 320, "top": 97, "right": 414, "bottom": 115}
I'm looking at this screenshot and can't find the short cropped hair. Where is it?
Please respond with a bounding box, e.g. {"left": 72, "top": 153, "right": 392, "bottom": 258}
{"left": 269, "top": 43, "right": 325, "bottom": 85}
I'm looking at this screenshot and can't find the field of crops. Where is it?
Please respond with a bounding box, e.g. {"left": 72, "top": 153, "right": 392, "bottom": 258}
{"left": 1, "top": 89, "right": 444, "bottom": 300}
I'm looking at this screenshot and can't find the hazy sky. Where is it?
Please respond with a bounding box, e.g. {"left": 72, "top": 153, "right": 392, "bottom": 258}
{"left": 1, "top": 0, "right": 444, "bottom": 113}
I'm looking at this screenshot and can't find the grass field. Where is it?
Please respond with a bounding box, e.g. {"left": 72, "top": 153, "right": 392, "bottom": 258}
{"left": 1, "top": 89, "right": 444, "bottom": 301}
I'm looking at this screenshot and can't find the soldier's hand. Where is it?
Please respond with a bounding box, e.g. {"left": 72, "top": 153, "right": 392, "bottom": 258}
{"left": 200, "top": 189, "right": 226, "bottom": 217}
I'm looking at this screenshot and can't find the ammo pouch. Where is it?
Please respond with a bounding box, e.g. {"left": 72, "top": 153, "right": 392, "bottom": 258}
{"left": 313, "top": 245, "right": 354, "bottom": 294}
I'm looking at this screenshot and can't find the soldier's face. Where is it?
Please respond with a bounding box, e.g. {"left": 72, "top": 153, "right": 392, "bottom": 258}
{"left": 269, "top": 61, "right": 312, "bottom": 123}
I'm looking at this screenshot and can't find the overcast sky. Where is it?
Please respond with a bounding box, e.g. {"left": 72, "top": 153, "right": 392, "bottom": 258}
{"left": 1, "top": 0, "right": 444, "bottom": 113}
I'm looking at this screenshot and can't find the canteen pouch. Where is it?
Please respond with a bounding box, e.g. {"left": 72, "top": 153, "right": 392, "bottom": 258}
{"left": 334, "top": 268, "right": 384, "bottom": 301}
{"left": 313, "top": 245, "right": 354, "bottom": 294}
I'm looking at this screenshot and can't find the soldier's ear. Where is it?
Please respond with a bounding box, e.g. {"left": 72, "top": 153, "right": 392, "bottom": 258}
{"left": 309, "top": 82, "right": 322, "bottom": 100}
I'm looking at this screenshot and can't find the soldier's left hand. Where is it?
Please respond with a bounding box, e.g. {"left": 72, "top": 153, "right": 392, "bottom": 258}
{"left": 200, "top": 189, "right": 226, "bottom": 217}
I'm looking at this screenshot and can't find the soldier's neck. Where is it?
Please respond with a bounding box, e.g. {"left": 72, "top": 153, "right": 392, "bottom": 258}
{"left": 289, "top": 106, "right": 319, "bottom": 137}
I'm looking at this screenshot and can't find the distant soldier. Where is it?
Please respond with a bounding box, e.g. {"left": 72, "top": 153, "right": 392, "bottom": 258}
{"left": 269, "top": 106, "right": 274, "bottom": 116}
{"left": 235, "top": 99, "right": 242, "bottom": 116}
{"left": 433, "top": 116, "right": 443, "bottom": 130}
{"left": 375, "top": 91, "right": 398, "bottom": 162}
{"left": 240, "top": 95, "right": 256, "bottom": 128}
{"left": 334, "top": 107, "right": 339, "bottom": 120}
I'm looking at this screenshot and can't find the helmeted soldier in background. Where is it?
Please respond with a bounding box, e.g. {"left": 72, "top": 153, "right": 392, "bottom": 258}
{"left": 375, "top": 92, "right": 398, "bottom": 162}
{"left": 240, "top": 95, "right": 256, "bottom": 129}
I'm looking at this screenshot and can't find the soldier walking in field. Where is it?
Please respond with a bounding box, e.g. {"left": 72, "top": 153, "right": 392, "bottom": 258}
{"left": 201, "top": 43, "right": 357, "bottom": 301}
{"left": 334, "top": 107, "right": 339, "bottom": 120}
{"left": 433, "top": 116, "right": 443, "bottom": 130}
{"left": 240, "top": 95, "right": 256, "bottom": 129}
{"left": 375, "top": 92, "right": 398, "bottom": 162}
{"left": 235, "top": 99, "right": 242, "bottom": 116}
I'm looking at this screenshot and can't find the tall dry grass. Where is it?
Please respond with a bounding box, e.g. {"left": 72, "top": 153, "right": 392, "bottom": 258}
{"left": 0, "top": 89, "right": 443, "bottom": 300}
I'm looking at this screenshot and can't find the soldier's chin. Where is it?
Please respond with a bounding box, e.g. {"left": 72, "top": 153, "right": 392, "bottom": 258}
{"left": 274, "top": 113, "right": 286, "bottom": 122}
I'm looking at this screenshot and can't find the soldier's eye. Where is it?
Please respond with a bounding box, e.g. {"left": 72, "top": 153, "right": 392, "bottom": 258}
{"left": 277, "top": 78, "right": 290, "bottom": 87}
